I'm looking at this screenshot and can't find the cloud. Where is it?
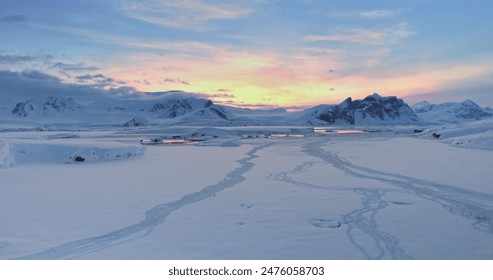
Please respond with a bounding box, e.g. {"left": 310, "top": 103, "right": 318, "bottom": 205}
{"left": 216, "top": 88, "right": 233, "bottom": 93}
{"left": 21, "top": 69, "right": 61, "bottom": 83}
{"left": 329, "top": 9, "right": 395, "bottom": 20}
{"left": 141, "top": 90, "right": 190, "bottom": 98}
{"left": 207, "top": 93, "right": 235, "bottom": 99}
{"left": 0, "top": 52, "right": 97, "bottom": 71}
{"left": 218, "top": 100, "right": 308, "bottom": 111}
{"left": 75, "top": 74, "right": 106, "bottom": 80}
{"left": 0, "top": 15, "right": 26, "bottom": 24}
{"left": 305, "top": 23, "right": 414, "bottom": 45}
{"left": 0, "top": 54, "right": 37, "bottom": 65}
{"left": 0, "top": 70, "right": 136, "bottom": 100}
{"left": 117, "top": 0, "right": 253, "bottom": 30}
{"left": 175, "top": 91, "right": 235, "bottom": 101}
{"left": 0, "top": 52, "right": 101, "bottom": 81}
{"left": 75, "top": 73, "right": 127, "bottom": 88}
{"left": 0, "top": 70, "right": 88, "bottom": 99}
{"left": 49, "top": 62, "right": 100, "bottom": 78}
{"left": 161, "top": 78, "right": 190, "bottom": 85}
{"left": 175, "top": 91, "right": 236, "bottom": 101}
{"left": 20, "top": 70, "right": 126, "bottom": 89}
{"left": 51, "top": 62, "right": 99, "bottom": 72}
{"left": 359, "top": 10, "right": 395, "bottom": 19}
{"left": 33, "top": 23, "right": 230, "bottom": 57}
{"left": 219, "top": 100, "right": 280, "bottom": 110}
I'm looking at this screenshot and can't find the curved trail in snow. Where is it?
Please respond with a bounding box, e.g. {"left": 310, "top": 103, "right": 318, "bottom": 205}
{"left": 341, "top": 188, "right": 412, "bottom": 260}
{"left": 19, "top": 144, "right": 270, "bottom": 260}
{"left": 268, "top": 136, "right": 493, "bottom": 259}
{"left": 302, "top": 138, "right": 493, "bottom": 235}
{"left": 267, "top": 161, "right": 412, "bottom": 259}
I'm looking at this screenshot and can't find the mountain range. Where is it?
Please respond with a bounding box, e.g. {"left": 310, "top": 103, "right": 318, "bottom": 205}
{"left": 1, "top": 92, "right": 491, "bottom": 128}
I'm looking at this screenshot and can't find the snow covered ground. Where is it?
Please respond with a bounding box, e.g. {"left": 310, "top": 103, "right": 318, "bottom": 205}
{"left": 1, "top": 126, "right": 492, "bottom": 259}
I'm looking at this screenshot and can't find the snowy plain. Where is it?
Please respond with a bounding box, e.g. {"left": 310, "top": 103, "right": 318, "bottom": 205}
{"left": 1, "top": 124, "right": 492, "bottom": 260}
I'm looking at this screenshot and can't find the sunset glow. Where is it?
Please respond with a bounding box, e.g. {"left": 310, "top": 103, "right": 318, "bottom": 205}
{"left": 2, "top": 0, "right": 493, "bottom": 107}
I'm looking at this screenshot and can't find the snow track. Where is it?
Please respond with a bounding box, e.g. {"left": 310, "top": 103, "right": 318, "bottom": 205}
{"left": 267, "top": 136, "right": 493, "bottom": 259}
{"left": 268, "top": 161, "right": 412, "bottom": 259}
{"left": 302, "top": 138, "right": 493, "bottom": 235}
{"left": 340, "top": 188, "right": 412, "bottom": 260}
{"left": 8, "top": 134, "right": 493, "bottom": 259}
{"left": 18, "top": 144, "right": 270, "bottom": 259}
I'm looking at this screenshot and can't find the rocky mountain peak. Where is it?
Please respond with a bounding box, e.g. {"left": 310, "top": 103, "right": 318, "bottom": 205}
{"left": 305, "top": 93, "right": 418, "bottom": 125}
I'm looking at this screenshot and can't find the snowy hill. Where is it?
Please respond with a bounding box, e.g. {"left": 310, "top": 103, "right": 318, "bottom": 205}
{"left": 302, "top": 93, "right": 419, "bottom": 125}
{"left": 417, "top": 117, "right": 493, "bottom": 150}
{"left": 413, "top": 100, "right": 492, "bottom": 123}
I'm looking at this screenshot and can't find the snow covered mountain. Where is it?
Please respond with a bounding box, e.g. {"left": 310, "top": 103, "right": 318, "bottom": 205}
{"left": 181, "top": 100, "right": 229, "bottom": 121}
{"left": 11, "top": 97, "right": 84, "bottom": 118}
{"left": 302, "top": 93, "right": 419, "bottom": 125}
{"left": 413, "top": 100, "right": 492, "bottom": 123}
{"left": 4, "top": 90, "right": 491, "bottom": 128}
{"left": 140, "top": 97, "right": 233, "bottom": 123}
{"left": 146, "top": 97, "right": 207, "bottom": 118}
{"left": 2, "top": 93, "right": 237, "bottom": 127}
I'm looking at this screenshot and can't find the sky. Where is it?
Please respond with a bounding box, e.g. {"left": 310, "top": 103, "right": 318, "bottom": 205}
{"left": 1, "top": 0, "right": 493, "bottom": 109}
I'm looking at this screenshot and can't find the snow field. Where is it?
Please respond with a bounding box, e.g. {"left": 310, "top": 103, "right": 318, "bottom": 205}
{"left": 1, "top": 129, "right": 492, "bottom": 259}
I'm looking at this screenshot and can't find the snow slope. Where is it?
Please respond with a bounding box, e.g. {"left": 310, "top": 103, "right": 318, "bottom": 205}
{"left": 0, "top": 132, "right": 144, "bottom": 168}
{"left": 0, "top": 142, "right": 15, "bottom": 169}
{"left": 417, "top": 117, "right": 493, "bottom": 150}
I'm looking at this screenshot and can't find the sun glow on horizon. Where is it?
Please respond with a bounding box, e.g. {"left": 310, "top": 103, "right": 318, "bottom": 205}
{"left": 107, "top": 55, "right": 493, "bottom": 109}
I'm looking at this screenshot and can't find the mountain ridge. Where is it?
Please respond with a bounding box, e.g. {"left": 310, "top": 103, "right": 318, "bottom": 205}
{"left": 2, "top": 92, "right": 491, "bottom": 127}
{"left": 303, "top": 93, "right": 419, "bottom": 125}
{"left": 412, "top": 99, "right": 492, "bottom": 123}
